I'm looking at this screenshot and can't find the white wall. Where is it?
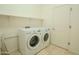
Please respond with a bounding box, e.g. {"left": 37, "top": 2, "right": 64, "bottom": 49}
{"left": 0, "top": 4, "right": 41, "bottom": 18}
{"left": 41, "top": 4, "right": 63, "bottom": 27}
{"left": 0, "top": 15, "right": 43, "bottom": 33}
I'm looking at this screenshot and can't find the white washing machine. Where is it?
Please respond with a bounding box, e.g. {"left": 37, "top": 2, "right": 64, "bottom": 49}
{"left": 18, "top": 28, "right": 42, "bottom": 55}
{"left": 41, "top": 28, "right": 51, "bottom": 49}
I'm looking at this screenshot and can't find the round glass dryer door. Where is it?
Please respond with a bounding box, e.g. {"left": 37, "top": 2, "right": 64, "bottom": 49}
{"left": 44, "top": 33, "right": 49, "bottom": 41}
{"left": 29, "top": 36, "right": 39, "bottom": 47}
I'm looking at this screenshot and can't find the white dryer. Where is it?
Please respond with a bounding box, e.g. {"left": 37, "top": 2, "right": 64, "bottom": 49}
{"left": 41, "top": 28, "right": 51, "bottom": 49}
{"left": 18, "top": 28, "right": 42, "bottom": 55}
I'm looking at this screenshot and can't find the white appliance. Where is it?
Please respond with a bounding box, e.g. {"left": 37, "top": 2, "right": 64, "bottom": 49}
{"left": 41, "top": 28, "right": 51, "bottom": 49}
{"left": 0, "top": 34, "right": 1, "bottom": 55}
{"left": 18, "top": 28, "right": 42, "bottom": 55}
{"left": 30, "top": 27, "right": 51, "bottom": 49}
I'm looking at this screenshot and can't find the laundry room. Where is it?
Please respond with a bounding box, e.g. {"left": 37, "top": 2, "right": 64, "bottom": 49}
{"left": 0, "top": 3, "right": 79, "bottom": 55}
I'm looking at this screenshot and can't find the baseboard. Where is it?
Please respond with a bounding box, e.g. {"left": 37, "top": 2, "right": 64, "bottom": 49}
{"left": 1, "top": 48, "right": 18, "bottom": 55}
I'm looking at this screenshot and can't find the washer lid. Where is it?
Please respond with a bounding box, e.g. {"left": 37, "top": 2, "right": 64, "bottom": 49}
{"left": 27, "top": 34, "right": 41, "bottom": 50}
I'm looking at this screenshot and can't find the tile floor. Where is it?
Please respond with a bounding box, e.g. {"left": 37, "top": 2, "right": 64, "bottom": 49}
{"left": 37, "top": 45, "right": 72, "bottom": 55}
{"left": 9, "top": 44, "right": 73, "bottom": 55}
